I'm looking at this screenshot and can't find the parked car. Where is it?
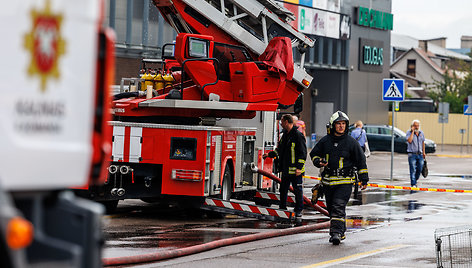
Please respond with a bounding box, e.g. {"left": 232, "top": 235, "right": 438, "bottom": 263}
{"left": 349, "top": 124, "right": 436, "bottom": 154}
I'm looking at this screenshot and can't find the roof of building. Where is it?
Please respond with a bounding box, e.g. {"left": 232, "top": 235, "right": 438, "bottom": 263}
{"left": 391, "top": 47, "right": 445, "bottom": 76}
{"left": 414, "top": 48, "right": 445, "bottom": 75}
{"left": 449, "top": 48, "right": 471, "bottom": 55}
{"left": 391, "top": 33, "right": 471, "bottom": 61}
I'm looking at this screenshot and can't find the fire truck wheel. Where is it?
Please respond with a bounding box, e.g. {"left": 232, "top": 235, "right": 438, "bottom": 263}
{"left": 101, "top": 200, "right": 119, "bottom": 214}
{"left": 221, "top": 164, "right": 233, "bottom": 201}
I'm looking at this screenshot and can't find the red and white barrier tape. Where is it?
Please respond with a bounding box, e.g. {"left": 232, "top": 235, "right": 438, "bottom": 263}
{"left": 303, "top": 175, "right": 472, "bottom": 193}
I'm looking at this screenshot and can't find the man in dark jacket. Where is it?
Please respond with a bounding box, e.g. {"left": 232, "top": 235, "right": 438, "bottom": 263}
{"left": 310, "top": 111, "right": 369, "bottom": 245}
{"left": 263, "top": 114, "right": 307, "bottom": 217}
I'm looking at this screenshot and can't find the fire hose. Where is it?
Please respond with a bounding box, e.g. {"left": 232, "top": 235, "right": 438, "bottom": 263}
{"left": 102, "top": 165, "right": 331, "bottom": 266}
{"left": 102, "top": 221, "right": 330, "bottom": 266}
{"left": 250, "top": 163, "right": 329, "bottom": 217}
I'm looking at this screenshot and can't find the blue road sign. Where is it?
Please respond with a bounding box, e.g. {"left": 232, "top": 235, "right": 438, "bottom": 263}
{"left": 464, "top": 105, "right": 472, "bottom": 115}
{"left": 382, "top": 79, "right": 405, "bottom": 102}
{"left": 311, "top": 133, "right": 316, "bottom": 142}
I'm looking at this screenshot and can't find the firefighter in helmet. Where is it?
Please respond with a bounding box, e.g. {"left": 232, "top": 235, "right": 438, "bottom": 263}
{"left": 310, "top": 111, "right": 369, "bottom": 245}
{"left": 263, "top": 114, "right": 307, "bottom": 218}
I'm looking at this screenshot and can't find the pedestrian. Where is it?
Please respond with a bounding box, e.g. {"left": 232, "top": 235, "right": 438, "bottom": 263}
{"left": 293, "top": 115, "right": 307, "bottom": 137}
{"left": 263, "top": 114, "right": 307, "bottom": 218}
{"left": 310, "top": 111, "right": 369, "bottom": 245}
{"left": 350, "top": 120, "right": 367, "bottom": 152}
{"left": 406, "top": 119, "right": 425, "bottom": 187}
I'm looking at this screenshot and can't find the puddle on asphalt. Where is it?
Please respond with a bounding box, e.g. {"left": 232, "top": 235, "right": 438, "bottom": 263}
{"left": 346, "top": 216, "right": 390, "bottom": 229}
{"left": 104, "top": 188, "right": 430, "bottom": 252}
{"left": 350, "top": 189, "right": 418, "bottom": 205}
{"left": 105, "top": 228, "right": 254, "bottom": 250}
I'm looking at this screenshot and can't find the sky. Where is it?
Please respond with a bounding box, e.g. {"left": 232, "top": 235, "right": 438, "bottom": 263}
{"left": 392, "top": 0, "right": 472, "bottom": 48}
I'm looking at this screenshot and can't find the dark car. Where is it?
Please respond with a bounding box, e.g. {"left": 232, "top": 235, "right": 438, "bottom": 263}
{"left": 349, "top": 125, "right": 436, "bottom": 154}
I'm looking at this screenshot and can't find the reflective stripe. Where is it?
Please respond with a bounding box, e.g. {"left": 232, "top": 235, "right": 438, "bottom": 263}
{"left": 326, "top": 154, "right": 329, "bottom": 163}
{"left": 324, "top": 180, "right": 354, "bottom": 186}
{"left": 324, "top": 176, "right": 355, "bottom": 181}
{"left": 359, "top": 169, "right": 368, "bottom": 174}
{"left": 288, "top": 167, "right": 297, "bottom": 174}
{"left": 331, "top": 217, "right": 346, "bottom": 222}
{"left": 274, "top": 150, "right": 279, "bottom": 158}
{"left": 312, "top": 155, "right": 321, "bottom": 162}
{"left": 321, "top": 176, "right": 355, "bottom": 186}
{"left": 339, "top": 157, "right": 344, "bottom": 169}
{"left": 298, "top": 159, "right": 306, "bottom": 173}
{"left": 291, "top": 142, "right": 295, "bottom": 164}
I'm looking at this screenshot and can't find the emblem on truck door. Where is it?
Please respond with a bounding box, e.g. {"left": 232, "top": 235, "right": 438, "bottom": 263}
{"left": 24, "top": 0, "right": 66, "bottom": 92}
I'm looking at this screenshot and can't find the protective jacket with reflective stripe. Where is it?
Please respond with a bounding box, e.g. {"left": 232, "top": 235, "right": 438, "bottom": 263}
{"left": 268, "top": 125, "right": 307, "bottom": 177}
{"left": 310, "top": 133, "right": 369, "bottom": 185}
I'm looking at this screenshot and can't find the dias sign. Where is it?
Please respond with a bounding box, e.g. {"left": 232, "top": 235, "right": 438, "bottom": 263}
{"left": 359, "top": 38, "right": 384, "bottom": 73}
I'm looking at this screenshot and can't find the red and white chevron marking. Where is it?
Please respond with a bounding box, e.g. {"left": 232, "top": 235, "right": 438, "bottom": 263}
{"left": 204, "top": 198, "right": 293, "bottom": 219}
{"left": 255, "top": 191, "right": 327, "bottom": 209}
{"left": 255, "top": 192, "right": 296, "bottom": 204}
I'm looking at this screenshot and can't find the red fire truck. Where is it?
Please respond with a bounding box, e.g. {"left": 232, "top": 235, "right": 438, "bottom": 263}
{"left": 82, "top": 0, "right": 315, "bottom": 213}
{"left": 0, "top": 0, "right": 114, "bottom": 267}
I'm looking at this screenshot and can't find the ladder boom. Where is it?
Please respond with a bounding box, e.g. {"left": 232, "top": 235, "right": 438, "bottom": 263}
{"left": 154, "top": 0, "right": 314, "bottom": 89}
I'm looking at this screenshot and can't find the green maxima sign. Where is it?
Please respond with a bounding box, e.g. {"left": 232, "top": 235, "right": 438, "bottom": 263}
{"left": 356, "top": 6, "right": 393, "bottom": 31}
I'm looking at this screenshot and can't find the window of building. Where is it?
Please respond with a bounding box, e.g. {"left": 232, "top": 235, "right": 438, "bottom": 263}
{"left": 407, "top": 59, "right": 416, "bottom": 77}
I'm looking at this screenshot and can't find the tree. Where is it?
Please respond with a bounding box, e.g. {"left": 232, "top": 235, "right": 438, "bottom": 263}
{"left": 429, "top": 65, "right": 472, "bottom": 113}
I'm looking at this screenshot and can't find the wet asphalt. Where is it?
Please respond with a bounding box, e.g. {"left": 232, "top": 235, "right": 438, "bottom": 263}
{"left": 102, "top": 145, "right": 472, "bottom": 267}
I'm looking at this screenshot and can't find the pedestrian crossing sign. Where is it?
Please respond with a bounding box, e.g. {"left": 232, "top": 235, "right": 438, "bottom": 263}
{"left": 382, "top": 79, "right": 405, "bottom": 102}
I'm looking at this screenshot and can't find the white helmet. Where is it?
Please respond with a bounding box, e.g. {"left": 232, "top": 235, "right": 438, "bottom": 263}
{"left": 329, "top": 111, "right": 349, "bottom": 134}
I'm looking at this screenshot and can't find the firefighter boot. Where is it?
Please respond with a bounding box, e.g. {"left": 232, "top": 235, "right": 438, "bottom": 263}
{"left": 329, "top": 233, "right": 341, "bottom": 245}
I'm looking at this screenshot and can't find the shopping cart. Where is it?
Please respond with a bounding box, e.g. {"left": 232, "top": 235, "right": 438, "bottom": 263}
{"left": 435, "top": 225, "right": 472, "bottom": 268}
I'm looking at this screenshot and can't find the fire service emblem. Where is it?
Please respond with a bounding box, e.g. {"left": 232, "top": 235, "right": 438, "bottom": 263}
{"left": 24, "top": 0, "right": 66, "bottom": 92}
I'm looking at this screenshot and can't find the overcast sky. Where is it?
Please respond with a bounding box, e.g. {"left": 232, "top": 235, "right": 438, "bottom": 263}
{"left": 392, "top": 0, "right": 472, "bottom": 48}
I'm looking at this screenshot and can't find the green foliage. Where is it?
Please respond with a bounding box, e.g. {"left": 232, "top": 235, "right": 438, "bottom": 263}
{"left": 429, "top": 64, "right": 472, "bottom": 113}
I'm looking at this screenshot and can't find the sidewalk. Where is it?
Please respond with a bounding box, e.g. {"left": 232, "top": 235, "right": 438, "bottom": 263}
{"left": 431, "top": 144, "right": 472, "bottom": 158}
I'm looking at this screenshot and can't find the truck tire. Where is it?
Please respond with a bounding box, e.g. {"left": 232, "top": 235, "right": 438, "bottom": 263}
{"left": 221, "top": 164, "right": 233, "bottom": 201}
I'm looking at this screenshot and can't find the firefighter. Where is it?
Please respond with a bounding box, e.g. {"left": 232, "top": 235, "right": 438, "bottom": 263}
{"left": 310, "top": 111, "right": 369, "bottom": 245}
{"left": 263, "top": 114, "right": 307, "bottom": 217}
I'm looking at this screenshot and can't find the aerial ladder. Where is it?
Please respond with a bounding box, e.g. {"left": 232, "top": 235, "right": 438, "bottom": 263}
{"left": 153, "top": 0, "right": 314, "bottom": 94}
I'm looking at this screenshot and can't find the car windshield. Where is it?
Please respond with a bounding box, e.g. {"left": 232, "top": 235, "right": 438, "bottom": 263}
{"left": 368, "top": 126, "right": 407, "bottom": 136}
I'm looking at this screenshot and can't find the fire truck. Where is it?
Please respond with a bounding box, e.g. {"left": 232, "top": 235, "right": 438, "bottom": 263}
{"left": 0, "top": 0, "right": 114, "bottom": 267}
{"left": 83, "top": 0, "right": 316, "bottom": 215}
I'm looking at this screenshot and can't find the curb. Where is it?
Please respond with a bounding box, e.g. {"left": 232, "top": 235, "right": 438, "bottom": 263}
{"left": 433, "top": 154, "right": 472, "bottom": 158}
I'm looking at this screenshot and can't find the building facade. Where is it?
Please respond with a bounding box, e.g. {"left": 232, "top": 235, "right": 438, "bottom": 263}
{"left": 282, "top": 0, "right": 392, "bottom": 140}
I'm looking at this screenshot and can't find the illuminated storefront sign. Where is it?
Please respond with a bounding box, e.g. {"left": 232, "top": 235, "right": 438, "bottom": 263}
{"left": 359, "top": 38, "right": 384, "bottom": 73}
{"left": 355, "top": 6, "right": 393, "bottom": 31}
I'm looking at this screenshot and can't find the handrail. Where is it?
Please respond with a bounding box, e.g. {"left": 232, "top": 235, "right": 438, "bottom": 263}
{"left": 180, "top": 58, "right": 219, "bottom": 100}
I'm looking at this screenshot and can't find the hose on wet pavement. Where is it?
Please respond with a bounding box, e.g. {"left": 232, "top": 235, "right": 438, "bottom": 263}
{"left": 250, "top": 163, "right": 330, "bottom": 217}
{"left": 102, "top": 220, "right": 330, "bottom": 266}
